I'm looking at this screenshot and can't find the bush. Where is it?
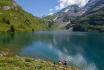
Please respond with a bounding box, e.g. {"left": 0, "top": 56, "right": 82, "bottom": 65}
{"left": 6, "top": 20, "right": 10, "bottom": 24}
{"left": 8, "top": 25, "right": 15, "bottom": 32}
{"left": 2, "top": 18, "right": 10, "bottom": 24}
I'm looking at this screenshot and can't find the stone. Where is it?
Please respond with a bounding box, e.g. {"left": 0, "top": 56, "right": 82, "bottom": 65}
{"left": 3, "top": 6, "right": 11, "bottom": 10}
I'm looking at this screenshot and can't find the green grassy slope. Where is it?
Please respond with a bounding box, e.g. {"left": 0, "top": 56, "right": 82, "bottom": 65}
{"left": 0, "top": 56, "right": 78, "bottom": 70}
{"left": 0, "top": 0, "right": 48, "bottom": 32}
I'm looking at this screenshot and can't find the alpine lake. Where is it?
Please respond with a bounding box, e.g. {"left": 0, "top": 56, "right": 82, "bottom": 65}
{"left": 0, "top": 31, "right": 104, "bottom": 70}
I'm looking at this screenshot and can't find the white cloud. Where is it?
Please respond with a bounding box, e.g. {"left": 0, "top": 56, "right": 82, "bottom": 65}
{"left": 48, "top": 0, "right": 89, "bottom": 15}
{"left": 48, "top": 13, "right": 54, "bottom": 15}
{"left": 55, "top": 0, "right": 89, "bottom": 10}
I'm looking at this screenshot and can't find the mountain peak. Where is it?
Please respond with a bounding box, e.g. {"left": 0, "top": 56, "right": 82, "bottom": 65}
{"left": 82, "top": 0, "right": 104, "bottom": 14}
{"left": 60, "top": 4, "right": 80, "bottom": 13}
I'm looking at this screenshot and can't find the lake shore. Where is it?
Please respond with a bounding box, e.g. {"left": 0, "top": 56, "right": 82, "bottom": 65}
{"left": 0, "top": 56, "right": 79, "bottom": 70}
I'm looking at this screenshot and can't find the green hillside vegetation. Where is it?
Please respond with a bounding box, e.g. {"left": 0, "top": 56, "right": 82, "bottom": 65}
{"left": 73, "top": 7, "right": 104, "bottom": 32}
{"left": 0, "top": 0, "right": 48, "bottom": 32}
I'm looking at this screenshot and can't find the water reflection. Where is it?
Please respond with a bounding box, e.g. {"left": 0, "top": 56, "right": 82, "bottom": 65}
{"left": 0, "top": 32, "right": 104, "bottom": 70}
{"left": 0, "top": 32, "right": 34, "bottom": 56}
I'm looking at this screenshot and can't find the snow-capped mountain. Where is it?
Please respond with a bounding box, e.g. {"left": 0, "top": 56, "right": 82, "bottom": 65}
{"left": 82, "top": 0, "right": 104, "bottom": 14}
{"left": 53, "top": 4, "right": 81, "bottom": 24}
{"left": 49, "top": 0, "right": 104, "bottom": 24}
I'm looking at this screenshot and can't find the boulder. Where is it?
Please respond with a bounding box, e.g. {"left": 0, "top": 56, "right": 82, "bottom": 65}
{"left": 3, "top": 6, "right": 11, "bottom": 10}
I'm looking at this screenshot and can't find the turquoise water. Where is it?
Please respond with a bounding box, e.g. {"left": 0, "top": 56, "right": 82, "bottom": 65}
{"left": 0, "top": 32, "right": 104, "bottom": 70}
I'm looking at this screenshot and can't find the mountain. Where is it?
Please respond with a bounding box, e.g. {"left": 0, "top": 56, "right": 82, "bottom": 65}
{"left": 54, "top": 5, "right": 81, "bottom": 23}
{"left": 73, "top": 7, "right": 104, "bottom": 31}
{"left": 0, "top": 0, "right": 48, "bottom": 32}
{"left": 47, "top": 0, "right": 104, "bottom": 31}
{"left": 73, "top": 0, "right": 104, "bottom": 32}
{"left": 82, "top": 0, "right": 104, "bottom": 14}
{"left": 44, "top": 5, "right": 82, "bottom": 30}
{"left": 47, "top": 5, "right": 81, "bottom": 24}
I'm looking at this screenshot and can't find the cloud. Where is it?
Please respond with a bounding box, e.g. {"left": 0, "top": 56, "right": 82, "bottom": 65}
{"left": 55, "top": 0, "right": 89, "bottom": 10}
{"left": 48, "top": 0, "right": 89, "bottom": 15}
{"left": 48, "top": 13, "right": 54, "bottom": 15}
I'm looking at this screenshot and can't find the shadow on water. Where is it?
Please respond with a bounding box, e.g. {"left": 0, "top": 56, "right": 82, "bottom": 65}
{"left": 0, "top": 32, "right": 34, "bottom": 56}
{"left": 0, "top": 32, "right": 104, "bottom": 70}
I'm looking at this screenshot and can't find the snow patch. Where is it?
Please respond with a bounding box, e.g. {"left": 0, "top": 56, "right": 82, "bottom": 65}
{"left": 53, "top": 17, "right": 58, "bottom": 21}
{"left": 64, "top": 9, "right": 69, "bottom": 12}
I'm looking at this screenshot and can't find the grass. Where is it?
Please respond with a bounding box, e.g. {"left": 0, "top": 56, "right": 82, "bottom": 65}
{"left": 0, "top": 56, "right": 79, "bottom": 70}
{"left": 0, "top": 0, "right": 49, "bottom": 32}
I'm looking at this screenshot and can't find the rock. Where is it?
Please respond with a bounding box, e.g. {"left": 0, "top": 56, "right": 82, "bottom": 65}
{"left": 3, "top": 6, "right": 11, "bottom": 10}
{"left": 0, "top": 51, "right": 9, "bottom": 56}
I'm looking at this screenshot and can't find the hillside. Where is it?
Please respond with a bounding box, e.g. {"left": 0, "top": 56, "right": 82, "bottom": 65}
{"left": 72, "top": 0, "right": 104, "bottom": 32}
{"left": 0, "top": 0, "right": 48, "bottom": 32}
{"left": 73, "top": 7, "right": 104, "bottom": 32}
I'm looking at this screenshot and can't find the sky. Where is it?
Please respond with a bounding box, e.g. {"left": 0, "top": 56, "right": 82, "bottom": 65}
{"left": 16, "top": 0, "right": 89, "bottom": 17}
{"left": 16, "top": 0, "right": 58, "bottom": 17}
